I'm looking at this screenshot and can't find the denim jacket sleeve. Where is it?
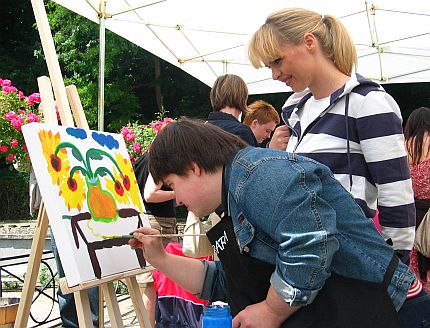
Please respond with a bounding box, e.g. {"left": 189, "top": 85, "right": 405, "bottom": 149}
{"left": 197, "top": 260, "right": 228, "bottom": 302}
{"left": 230, "top": 153, "right": 341, "bottom": 307}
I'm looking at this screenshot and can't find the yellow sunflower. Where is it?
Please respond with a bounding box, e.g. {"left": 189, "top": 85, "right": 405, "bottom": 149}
{"left": 114, "top": 152, "right": 143, "bottom": 212}
{"left": 38, "top": 129, "right": 70, "bottom": 185}
{"left": 58, "top": 172, "right": 86, "bottom": 211}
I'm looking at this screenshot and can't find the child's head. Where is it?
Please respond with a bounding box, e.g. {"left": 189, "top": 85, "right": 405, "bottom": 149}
{"left": 244, "top": 100, "right": 280, "bottom": 143}
{"left": 148, "top": 118, "right": 247, "bottom": 184}
{"left": 210, "top": 74, "right": 249, "bottom": 114}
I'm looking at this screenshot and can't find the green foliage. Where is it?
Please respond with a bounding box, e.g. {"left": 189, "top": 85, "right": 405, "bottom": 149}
{"left": 1, "top": 278, "right": 19, "bottom": 291}
{"left": 38, "top": 265, "right": 55, "bottom": 288}
{"left": 0, "top": 163, "right": 32, "bottom": 220}
{"left": 43, "top": 2, "right": 154, "bottom": 131}
{"left": 0, "top": 1, "right": 47, "bottom": 93}
{"left": 114, "top": 280, "right": 129, "bottom": 295}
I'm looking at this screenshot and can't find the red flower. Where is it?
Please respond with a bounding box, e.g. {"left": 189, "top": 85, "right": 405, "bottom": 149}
{"left": 114, "top": 180, "right": 124, "bottom": 196}
{"left": 123, "top": 175, "right": 131, "bottom": 191}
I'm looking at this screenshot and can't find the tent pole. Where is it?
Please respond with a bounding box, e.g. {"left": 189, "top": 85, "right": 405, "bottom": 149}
{"left": 97, "top": 0, "right": 106, "bottom": 131}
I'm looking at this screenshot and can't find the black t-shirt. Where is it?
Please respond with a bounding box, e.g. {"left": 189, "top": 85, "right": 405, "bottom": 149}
{"left": 133, "top": 152, "right": 175, "bottom": 217}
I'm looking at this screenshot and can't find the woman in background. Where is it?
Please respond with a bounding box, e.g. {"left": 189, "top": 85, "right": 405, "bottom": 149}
{"left": 247, "top": 7, "right": 415, "bottom": 264}
{"left": 404, "top": 106, "right": 430, "bottom": 294}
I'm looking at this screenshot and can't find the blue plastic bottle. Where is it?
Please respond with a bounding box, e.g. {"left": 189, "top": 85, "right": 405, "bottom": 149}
{"left": 202, "top": 304, "right": 232, "bottom": 327}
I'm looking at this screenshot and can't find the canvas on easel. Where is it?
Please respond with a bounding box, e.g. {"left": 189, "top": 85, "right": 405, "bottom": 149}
{"left": 14, "top": 0, "right": 153, "bottom": 326}
{"left": 22, "top": 123, "right": 149, "bottom": 286}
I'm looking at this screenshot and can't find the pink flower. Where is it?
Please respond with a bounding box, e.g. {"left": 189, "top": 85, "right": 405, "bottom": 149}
{"left": 1, "top": 79, "right": 11, "bottom": 87}
{"left": 2, "top": 86, "right": 13, "bottom": 95}
{"left": 23, "top": 144, "right": 27, "bottom": 151}
{"left": 0, "top": 145, "right": 9, "bottom": 153}
{"left": 4, "top": 111, "right": 17, "bottom": 121}
{"left": 121, "top": 126, "right": 133, "bottom": 137}
{"left": 27, "top": 112, "right": 40, "bottom": 123}
{"left": 125, "top": 133, "right": 136, "bottom": 142}
{"left": 11, "top": 139, "right": 18, "bottom": 147}
{"left": 27, "top": 93, "right": 41, "bottom": 106}
{"left": 18, "top": 91, "right": 26, "bottom": 99}
{"left": 133, "top": 143, "right": 141, "bottom": 153}
{"left": 6, "top": 154, "right": 14, "bottom": 162}
{"left": 11, "top": 118, "right": 23, "bottom": 130}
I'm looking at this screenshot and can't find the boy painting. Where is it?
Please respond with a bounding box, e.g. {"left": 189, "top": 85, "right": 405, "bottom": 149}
{"left": 130, "top": 119, "right": 429, "bottom": 328}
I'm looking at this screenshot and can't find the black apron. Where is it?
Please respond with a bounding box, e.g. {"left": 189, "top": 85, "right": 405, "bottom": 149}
{"left": 206, "top": 215, "right": 402, "bottom": 328}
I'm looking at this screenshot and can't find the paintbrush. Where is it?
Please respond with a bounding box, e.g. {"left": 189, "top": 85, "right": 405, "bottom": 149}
{"left": 101, "top": 233, "right": 206, "bottom": 240}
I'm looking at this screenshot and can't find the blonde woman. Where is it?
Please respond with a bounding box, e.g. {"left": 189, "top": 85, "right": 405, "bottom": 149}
{"left": 248, "top": 8, "right": 415, "bottom": 265}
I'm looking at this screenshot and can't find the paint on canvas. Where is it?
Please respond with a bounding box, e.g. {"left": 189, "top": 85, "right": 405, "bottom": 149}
{"left": 22, "top": 123, "right": 149, "bottom": 286}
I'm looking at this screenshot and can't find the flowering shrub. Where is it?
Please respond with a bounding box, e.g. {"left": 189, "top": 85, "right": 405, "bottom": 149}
{"left": 120, "top": 113, "right": 174, "bottom": 164}
{"left": 0, "top": 78, "right": 42, "bottom": 171}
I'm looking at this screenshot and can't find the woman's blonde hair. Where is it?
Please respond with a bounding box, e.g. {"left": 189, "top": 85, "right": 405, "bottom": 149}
{"left": 248, "top": 8, "right": 357, "bottom": 76}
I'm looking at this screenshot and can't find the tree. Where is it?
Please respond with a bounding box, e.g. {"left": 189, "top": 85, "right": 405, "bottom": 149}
{"left": 43, "top": 2, "right": 211, "bottom": 130}
{"left": 0, "top": 1, "right": 47, "bottom": 94}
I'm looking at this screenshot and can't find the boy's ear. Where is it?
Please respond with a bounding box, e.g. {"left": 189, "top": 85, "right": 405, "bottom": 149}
{"left": 251, "top": 119, "right": 259, "bottom": 128}
{"left": 190, "top": 162, "right": 202, "bottom": 176}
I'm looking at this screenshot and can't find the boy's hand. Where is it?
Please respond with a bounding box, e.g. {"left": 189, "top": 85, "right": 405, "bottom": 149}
{"left": 129, "top": 227, "right": 166, "bottom": 264}
{"left": 232, "top": 301, "right": 285, "bottom": 328}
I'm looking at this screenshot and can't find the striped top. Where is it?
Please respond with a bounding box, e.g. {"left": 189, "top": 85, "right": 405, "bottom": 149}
{"left": 282, "top": 73, "right": 416, "bottom": 252}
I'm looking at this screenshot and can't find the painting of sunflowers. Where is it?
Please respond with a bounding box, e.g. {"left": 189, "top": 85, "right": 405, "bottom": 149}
{"left": 22, "top": 122, "right": 149, "bottom": 286}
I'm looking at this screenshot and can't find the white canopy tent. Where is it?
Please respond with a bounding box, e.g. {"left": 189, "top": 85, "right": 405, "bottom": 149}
{"left": 51, "top": 0, "right": 430, "bottom": 130}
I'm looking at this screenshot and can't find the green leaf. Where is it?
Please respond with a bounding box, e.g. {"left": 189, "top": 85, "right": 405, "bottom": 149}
{"left": 71, "top": 148, "right": 83, "bottom": 161}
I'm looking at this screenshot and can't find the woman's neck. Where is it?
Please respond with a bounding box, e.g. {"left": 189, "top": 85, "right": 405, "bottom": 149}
{"left": 219, "top": 107, "right": 241, "bottom": 121}
{"left": 309, "top": 59, "right": 350, "bottom": 99}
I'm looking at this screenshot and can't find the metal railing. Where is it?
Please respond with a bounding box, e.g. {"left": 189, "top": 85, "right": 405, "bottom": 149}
{"left": 1, "top": 250, "right": 134, "bottom": 327}
{"left": 0, "top": 250, "right": 61, "bottom": 327}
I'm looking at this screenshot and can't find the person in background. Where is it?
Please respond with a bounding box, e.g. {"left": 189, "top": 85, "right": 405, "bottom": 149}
{"left": 247, "top": 7, "right": 415, "bottom": 264}
{"left": 31, "top": 175, "right": 99, "bottom": 327}
{"left": 130, "top": 119, "right": 430, "bottom": 328}
{"left": 50, "top": 233, "right": 99, "bottom": 327}
{"left": 185, "top": 73, "right": 258, "bottom": 258}
{"left": 243, "top": 100, "right": 280, "bottom": 145}
{"left": 133, "top": 152, "right": 178, "bottom": 327}
{"left": 207, "top": 74, "right": 257, "bottom": 146}
{"left": 404, "top": 106, "right": 430, "bottom": 294}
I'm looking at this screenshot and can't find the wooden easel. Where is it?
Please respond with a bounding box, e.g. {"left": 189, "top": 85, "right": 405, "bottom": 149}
{"left": 14, "top": 0, "right": 153, "bottom": 327}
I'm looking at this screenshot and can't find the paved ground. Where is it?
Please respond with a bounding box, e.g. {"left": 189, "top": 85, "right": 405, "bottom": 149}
{"left": 3, "top": 289, "right": 144, "bottom": 327}
{"left": 1, "top": 221, "right": 187, "bottom": 327}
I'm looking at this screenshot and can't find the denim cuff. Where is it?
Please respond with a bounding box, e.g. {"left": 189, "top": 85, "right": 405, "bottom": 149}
{"left": 270, "top": 271, "right": 319, "bottom": 306}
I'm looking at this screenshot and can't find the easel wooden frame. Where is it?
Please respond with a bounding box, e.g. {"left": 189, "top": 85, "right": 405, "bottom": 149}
{"left": 14, "top": 0, "right": 153, "bottom": 327}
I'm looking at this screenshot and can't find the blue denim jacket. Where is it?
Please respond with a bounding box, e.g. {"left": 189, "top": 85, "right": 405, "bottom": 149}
{"left": 200, "top": 147, "right": 415, "bottom": 310}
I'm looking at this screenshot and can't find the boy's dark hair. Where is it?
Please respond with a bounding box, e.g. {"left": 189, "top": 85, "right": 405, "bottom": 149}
{"left": 148, "top": 118, "right": 248, "bottom": 183}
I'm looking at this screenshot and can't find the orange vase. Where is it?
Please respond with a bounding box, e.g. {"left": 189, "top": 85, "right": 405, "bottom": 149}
{"left": 86, "top": 177, "right": 118, "bottom": 222}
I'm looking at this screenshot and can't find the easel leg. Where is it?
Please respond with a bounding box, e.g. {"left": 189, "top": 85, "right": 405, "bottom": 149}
{"left": 99, "top": 288, "right": 104, "bottom": 328}
{"left": 125, "top": 277, "right": 152, "bottom": 328}
{"left": 101, "top": 282, "right": 124, "bottom": 328}
{"left": 14, "top": 203, "right": 48, "bottom": 328}
{"left": 74, "top": 289, "right": 95, "bottom": 327}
